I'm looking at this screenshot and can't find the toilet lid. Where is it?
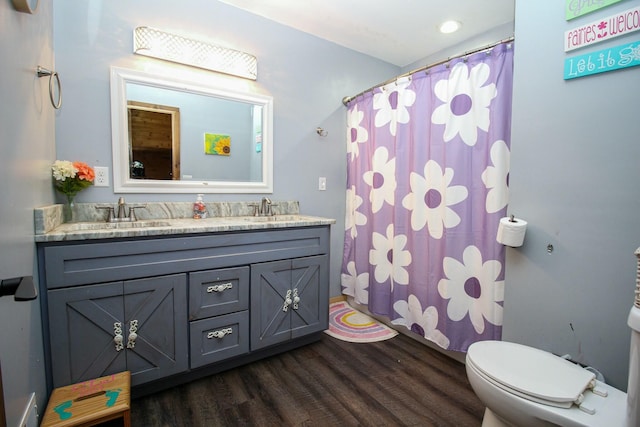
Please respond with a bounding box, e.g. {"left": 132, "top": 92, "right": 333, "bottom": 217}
{"left": 467, "top": 341, "right": 596, "bottom": 406}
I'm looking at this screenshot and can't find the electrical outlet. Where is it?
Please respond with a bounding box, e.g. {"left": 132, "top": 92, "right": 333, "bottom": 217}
{"left": 318, "top": 177, "right": 326, "bottom": 191}
{"left": 94, "top": 166, "right": 109, "bottom": 187}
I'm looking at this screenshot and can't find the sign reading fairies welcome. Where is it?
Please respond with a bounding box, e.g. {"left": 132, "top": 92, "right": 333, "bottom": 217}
{"left": 565, "top": 7, "right": 640, "bottom": 51}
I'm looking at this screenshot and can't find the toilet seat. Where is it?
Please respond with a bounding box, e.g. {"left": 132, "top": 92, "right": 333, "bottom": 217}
{"left": 467, "top": 341, "right": 596, "bottom": 409}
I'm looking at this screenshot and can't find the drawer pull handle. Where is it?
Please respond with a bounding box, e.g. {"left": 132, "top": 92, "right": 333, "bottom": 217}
{"left": 282, "top": 289, "right": 292, "bottom": 312}
{"left": 127, "top": 319, "right": 138, "bottom": 349}
{"left": 113, "top": 322, "right": 124, "bottom": 352}
{"left": 207, "top": 282, "right": 233, "bottom": 293}
{"left": 207, "top": 327, "right": 233, "bottom": 339}
{"left": 292, "top": 288, "right": 300, "bottom": 310}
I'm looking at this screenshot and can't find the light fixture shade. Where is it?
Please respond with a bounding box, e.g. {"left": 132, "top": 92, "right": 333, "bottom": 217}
{"left": 133, "top": 26, "right": 257, "bottom": 80}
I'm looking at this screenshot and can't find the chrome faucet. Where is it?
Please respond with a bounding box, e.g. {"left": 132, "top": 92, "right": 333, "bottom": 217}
{"left": 117, "top": 197, "right": 127, "bottom": 219}
{"left": 247, "top": 197, "right": 276, "bottom": 217}
{"left": 96, "top": 197, "right": 146, "bottom": 222}
{"left": 259, "top": 197, "right": 272, "bottom": 216}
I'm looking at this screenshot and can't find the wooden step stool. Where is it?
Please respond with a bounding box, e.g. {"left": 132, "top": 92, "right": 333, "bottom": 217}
{"left": 41, "top": 371, "right": 130, "bottom": 427}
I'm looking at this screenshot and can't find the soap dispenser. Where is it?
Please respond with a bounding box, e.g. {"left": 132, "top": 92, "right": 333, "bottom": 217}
{"left": 193, "top": 194, "right": 208, "bottom": 219}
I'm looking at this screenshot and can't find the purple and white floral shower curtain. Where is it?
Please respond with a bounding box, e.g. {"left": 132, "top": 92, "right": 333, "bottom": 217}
{"left": 341, "top": 41, "right": 514, "bottom": 352}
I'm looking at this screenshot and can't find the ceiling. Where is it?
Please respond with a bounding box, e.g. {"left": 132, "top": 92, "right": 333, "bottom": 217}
{"left": 218, "top": 0, "right": 515, "bottom": 67}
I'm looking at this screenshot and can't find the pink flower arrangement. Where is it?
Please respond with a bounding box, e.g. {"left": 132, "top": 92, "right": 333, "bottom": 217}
{"left": 52, "top": 160, "right": 95, "bottom": 200}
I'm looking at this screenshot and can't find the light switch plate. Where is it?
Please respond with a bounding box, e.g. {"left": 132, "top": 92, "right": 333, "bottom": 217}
{"left": 318, "top": 177, "right": 326, "bottom": 191}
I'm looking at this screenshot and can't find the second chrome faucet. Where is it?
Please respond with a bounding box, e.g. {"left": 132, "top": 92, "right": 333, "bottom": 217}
{"left": 260, "top": 197, "right": 272, "bottom": 216}
{"left": 97, "top": 197, "right": 146, "bottom": 222}
{"left": 249, "top": 197, "right": 276, "bottom": 216}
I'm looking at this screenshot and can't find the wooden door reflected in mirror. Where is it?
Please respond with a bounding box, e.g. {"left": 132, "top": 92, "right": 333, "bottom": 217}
{"left": 127, "top": 101, "right": 180, "bottom": 180}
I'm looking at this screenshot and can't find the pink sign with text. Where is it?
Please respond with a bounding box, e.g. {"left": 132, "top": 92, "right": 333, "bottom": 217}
{"left": 565, "top": 6, "right": 640, "bottom": 52}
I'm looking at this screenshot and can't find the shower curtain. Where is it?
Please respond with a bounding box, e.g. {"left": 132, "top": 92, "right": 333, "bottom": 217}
{"left": 342, "top": 41, "right": 514, "bottom": 352}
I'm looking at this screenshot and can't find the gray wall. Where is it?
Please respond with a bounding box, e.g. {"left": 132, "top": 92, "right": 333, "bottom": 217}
{"left": 52, "top": 0, "right": 400, "bottom": 304}
{"left": 503, "top": 1, "right": 640, "bottom": 391}
{"left": 0, "top": 1, "right": 53, "bottom": 424}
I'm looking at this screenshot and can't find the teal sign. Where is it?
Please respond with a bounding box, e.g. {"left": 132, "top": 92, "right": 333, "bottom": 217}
{"left": 564, "top": 40, "right": 640, "bottom": 79}
{"left": 566, "top": 0, "right": 624, "bottom": 20}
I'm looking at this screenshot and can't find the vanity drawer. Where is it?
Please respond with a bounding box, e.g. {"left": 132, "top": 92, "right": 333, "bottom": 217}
{"left": 189, "top": 311, "right": 249, "bottom": 368}
{"left": 189, "top": 267, "right": 249, "bottom": 320}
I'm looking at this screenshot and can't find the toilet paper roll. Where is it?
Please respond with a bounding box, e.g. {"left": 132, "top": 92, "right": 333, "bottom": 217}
{"left": 496, "top": 217, "right": 527, "bottom": 247}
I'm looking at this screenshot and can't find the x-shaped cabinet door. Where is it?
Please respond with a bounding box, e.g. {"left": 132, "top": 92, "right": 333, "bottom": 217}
{"left": 250, "top": 255, "right": 328, "bottom": 351}
{"left": 48, "top": 274, "right": 187, "bottom": 388}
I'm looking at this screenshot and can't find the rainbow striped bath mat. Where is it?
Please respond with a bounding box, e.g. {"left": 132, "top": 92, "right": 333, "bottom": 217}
{"left": 325, "top": 301, "right": 398, "bottom": 343}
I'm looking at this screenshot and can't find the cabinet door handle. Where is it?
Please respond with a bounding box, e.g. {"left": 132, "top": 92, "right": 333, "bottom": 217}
{"left": 292, "top": 288, "right": 300, "bottom": 310}
{"left": 113, "top": 322, "right": 124, "bottom": 352}
{"left": 207, "top": 282, "right": 233, "bottom": 293}
{"left": 207, "top": 327, "right": 233, "bottom": 339}
{"left": 127, "top": 319, "right": 138, "bottom": 349}
{"left": 282, "top": 289, "right": 292, "bottom": 312}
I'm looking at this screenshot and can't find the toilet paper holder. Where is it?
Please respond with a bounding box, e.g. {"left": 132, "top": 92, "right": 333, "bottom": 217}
{"left": 497, "top": 214, "right": 527, "bottom": 247}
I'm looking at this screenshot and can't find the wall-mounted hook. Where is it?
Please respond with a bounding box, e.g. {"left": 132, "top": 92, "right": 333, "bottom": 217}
{"left": 316, "top": 127, "right": 328, "bottom": 137}
{"left": 12, "top": 0, "right": 39, "bottom": 14}
{"left": 37, "top": 66, "right": 62, "bottom": 109}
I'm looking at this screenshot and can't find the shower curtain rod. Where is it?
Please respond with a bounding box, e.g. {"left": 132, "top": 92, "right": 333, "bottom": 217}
{"left": 341, "top": 36, "right": 514, "bottom": 106}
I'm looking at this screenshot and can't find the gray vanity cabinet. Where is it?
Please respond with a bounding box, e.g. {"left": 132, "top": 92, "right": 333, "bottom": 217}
{"left": 38, "top": 225, "right": 330, "bottom": 394}
{"left": 47, "top": 274, "right": 188, "bottom": 388}
{"left": 251, "top": 255, "right": 328, "bottom": 351}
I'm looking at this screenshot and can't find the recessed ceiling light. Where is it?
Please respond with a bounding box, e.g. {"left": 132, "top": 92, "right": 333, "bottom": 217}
{"left": 439, "top": 20, "right": 461, "bottom": 34}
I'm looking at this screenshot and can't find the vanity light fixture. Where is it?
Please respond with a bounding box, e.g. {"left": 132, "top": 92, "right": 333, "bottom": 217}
{"left": 133, "top": 26, "right": 257, "bottom": 80}
{"left": 439, "top": 20, "right": 462, "bottom": 34}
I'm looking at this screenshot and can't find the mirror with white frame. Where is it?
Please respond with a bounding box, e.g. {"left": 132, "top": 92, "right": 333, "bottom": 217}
{"left": 110, "top": 66, "right": 273, "bottom": 193}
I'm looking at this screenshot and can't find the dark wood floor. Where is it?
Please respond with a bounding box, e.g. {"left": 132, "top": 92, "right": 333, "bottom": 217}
{"left": 130, "top": 333, "right": 485, "bottom": 426}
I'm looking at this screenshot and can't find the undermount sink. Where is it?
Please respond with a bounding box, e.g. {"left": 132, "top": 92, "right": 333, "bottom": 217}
{"left": 60, "top": 220, "right": 172, "bottom": 231}
{"left": 241, "top": 215, "right": 316, "bottom": 222}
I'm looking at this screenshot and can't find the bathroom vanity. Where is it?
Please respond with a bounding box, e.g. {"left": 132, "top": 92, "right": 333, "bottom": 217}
{"left": 35, "top": 202, "right": 334, "bottom": 397}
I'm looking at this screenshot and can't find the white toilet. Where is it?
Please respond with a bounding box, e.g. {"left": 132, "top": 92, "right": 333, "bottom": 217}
{"left": 466, "top": 340, "right": 627, "bottom": 426}
{"left": 466, "top": 249, "right": 640, "bottom": 426}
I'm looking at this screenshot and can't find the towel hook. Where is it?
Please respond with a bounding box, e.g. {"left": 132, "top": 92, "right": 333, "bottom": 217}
{"left": 316, "top": 127, "right": 328, "bottom": 137}
{"left": 37, "top": 66, "right": 62, "bottom": 109}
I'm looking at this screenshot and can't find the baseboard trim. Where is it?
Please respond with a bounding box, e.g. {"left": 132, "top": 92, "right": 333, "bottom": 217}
{"left": 329, "top": 295, "right": 347, "bottom": 304}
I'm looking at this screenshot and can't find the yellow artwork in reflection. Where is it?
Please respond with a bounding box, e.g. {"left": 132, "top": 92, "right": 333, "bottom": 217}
{"left": 204, "top": 133, "right": 231, "bottom": 156}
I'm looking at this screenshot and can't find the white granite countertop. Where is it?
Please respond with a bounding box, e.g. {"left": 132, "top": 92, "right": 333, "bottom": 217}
{"left": 34, "top": 201, "right": 335, "bottom": 242}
